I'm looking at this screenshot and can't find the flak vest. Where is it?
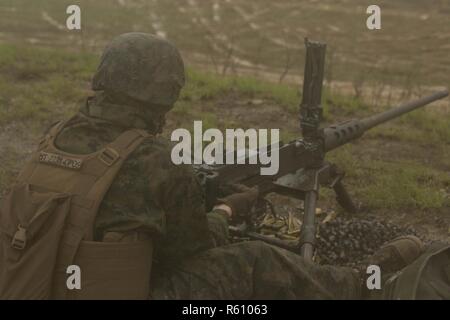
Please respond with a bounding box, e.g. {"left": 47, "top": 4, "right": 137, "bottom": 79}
{"left": 0, "top": 121, "right": 153, "bottom": 299}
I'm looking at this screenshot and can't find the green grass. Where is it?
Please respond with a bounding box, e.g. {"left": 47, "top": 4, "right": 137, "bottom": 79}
{"left": 361, "top": 161, "right": 448, "bottom": 209}
{"left": 0, "top": 43, "right": 302, "bottom": 126}
{"left": 327, "top": 145, "right": 450, "bottom": 209}
{"left": 180, "top": 68, "right": 299, "bottom": 110}
{"left": 324, "top": 91, "right": 370, "bottom": 115}
{"left": 228, "top": 76, "right": 299, "bottom": 111}
{"left": 366, "top": 108, "right": 450, "bottom": 145}
{"left": 0, "top": 44, "right": 96, "bottom": 125}
{"left": 0, "top": 43, "right": 448, "bottom": 211}
{"left": 0, "top": 0, "right": 448, "bottom": 86}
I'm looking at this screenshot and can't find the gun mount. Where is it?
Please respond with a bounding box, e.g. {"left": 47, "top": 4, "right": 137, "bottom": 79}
{"left": 194, "top": 39, "right": 449, "bottom": 261}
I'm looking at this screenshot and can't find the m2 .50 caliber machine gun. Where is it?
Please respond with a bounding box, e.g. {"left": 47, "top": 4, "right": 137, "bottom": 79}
{"left": 195, "top": 39, "right": 449, "bottom": 261}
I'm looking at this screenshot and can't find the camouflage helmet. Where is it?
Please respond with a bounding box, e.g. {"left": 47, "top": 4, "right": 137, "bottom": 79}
{"left": 92, "top": 32, "right": 185, "bottom": 106}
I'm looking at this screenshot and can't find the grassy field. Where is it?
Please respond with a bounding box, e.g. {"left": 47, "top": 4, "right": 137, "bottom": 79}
{"left": 0, "top": 0, "right": 449, "bottom": 90}
{"left": 0, "top": 43, "right": 448, "bottom": 239}
{"left": 0, "top": 1, "right": 449, "bottom": 239}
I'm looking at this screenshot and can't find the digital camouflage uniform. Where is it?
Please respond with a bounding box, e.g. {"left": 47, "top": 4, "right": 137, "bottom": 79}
{"left": 52, "top": 33, "right": 361, "bottom": 300}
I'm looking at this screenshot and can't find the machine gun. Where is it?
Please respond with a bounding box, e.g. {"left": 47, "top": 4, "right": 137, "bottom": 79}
{"left": 194, "top": 39, "right": 449, "bottom": 261}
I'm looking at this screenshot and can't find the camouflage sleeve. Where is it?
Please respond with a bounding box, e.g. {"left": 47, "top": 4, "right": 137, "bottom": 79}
{"left": 206, "top": 209, "right": 230, "bottom": 247}
{"left": 134, "top": 137, "right": 229, "bottom": 260}
{"left": 153, "top": 159, "right": 231, "bottom": 250}
{"left": 97, "top": 134, "right": 232, "bottom": 257}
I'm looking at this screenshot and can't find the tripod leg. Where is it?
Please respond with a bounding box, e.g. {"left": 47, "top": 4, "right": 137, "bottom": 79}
{"left": 333, "top": 179, "right": 357, "bottom": 214}
{"left": 299, "top": 190, "right": 318, "bottom": 260}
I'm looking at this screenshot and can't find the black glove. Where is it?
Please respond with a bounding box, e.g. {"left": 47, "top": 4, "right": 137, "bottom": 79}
{"left": 216, "top": 184, "right": 259, "bottom": 220}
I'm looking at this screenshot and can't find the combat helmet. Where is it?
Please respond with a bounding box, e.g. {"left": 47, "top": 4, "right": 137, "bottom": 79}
{"left": 92, "top": 32, "right": 185, "bottom": 107}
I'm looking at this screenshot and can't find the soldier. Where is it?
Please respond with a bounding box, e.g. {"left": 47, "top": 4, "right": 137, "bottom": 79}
{"left": 1, "top": 33, "right": 441, "bottom": 300}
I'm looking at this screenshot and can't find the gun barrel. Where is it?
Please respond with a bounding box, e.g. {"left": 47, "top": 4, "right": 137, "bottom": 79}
{"left": 361, "top": 89, "right": 449, "bottom": 130}
{"left": 324, "top": 89, "right": 449, "bottom": 151}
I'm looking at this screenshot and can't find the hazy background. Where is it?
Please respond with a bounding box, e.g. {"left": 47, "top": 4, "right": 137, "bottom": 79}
{"left": 1, "top": 0, "right": 449, "bottom": 92}
{"left": 0, "top": 0, "right": 449, "bottom": 241}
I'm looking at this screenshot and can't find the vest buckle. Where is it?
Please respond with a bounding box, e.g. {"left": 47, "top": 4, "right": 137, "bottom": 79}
{"left": 11, "top": 225, "right": 27, "bottom": 250}
{"left": 98, "top": 147, "right": 120, "bottom": 166}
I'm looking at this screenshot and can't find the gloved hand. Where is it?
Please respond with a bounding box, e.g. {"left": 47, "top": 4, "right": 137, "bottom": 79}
{"left": 215, "top": 184, "right": 259, "bottom": 220}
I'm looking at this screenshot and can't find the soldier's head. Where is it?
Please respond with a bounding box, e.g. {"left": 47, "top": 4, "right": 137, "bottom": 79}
{"left": 91, "top": 33, "right": 185, "bottom": 132}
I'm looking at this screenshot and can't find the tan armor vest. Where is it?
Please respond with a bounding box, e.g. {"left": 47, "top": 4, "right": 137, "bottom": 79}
{"left": 0, "top": 121, "right": 153, "bottom": 299}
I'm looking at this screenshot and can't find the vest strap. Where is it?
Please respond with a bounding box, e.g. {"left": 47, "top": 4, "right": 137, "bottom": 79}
{"left": 30, "top": 123, "right": 151, "bottom": 299}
